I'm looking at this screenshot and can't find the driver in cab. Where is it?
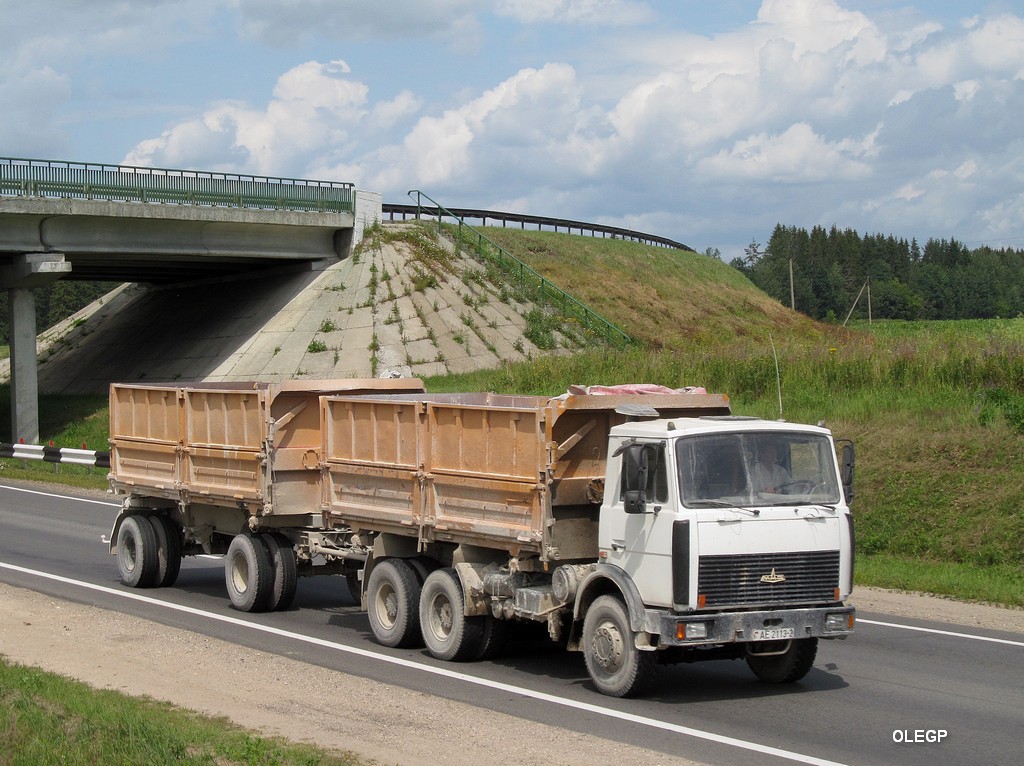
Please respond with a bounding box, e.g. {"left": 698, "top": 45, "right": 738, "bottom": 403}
{"left": 752, "top": 441, "right": 791, "bottom": 494}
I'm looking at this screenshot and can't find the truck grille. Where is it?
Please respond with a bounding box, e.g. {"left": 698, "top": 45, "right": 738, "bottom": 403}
{"left": 698, "top": 550, "right": 839, "bottom": 608}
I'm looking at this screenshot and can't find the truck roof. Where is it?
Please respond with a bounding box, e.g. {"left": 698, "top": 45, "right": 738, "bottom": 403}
{"left": 610, "top": 416, "right": 833, "bottom": 440}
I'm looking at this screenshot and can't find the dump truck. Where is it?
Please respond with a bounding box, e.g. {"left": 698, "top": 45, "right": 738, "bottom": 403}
{"left": 107, "top": 379, "right": 856, "bottom": 697}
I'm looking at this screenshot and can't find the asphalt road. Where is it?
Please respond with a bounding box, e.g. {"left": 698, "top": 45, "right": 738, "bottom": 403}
{"left": 1, "top": 482, "right": 1021, "bottom": 766}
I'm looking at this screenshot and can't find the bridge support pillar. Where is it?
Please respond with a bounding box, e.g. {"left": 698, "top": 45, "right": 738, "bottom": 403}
{"left": 2, "top": 254, "right": 72, "bottom": 443}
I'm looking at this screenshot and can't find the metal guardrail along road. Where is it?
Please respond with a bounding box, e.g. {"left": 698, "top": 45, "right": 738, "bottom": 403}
{"left": 0, "top": 442, "right": 110, "bottom": 469}
{"left": 384, "top": 203, "right": 693, "bottom": 252}
{"left": 0, "top": 157, "right": 354, "bottom": 214}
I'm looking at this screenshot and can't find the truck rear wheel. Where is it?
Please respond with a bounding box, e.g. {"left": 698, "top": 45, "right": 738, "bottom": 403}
{"left": 225, "top": 533, "right": 273, "bottom": 612}
{"left": 476, "top": 615, "right": 510, "bottom": 660}
{"left": 746, "top": 637, "right": 818, "bottom": 683}
{"left": 263, "top": 533, "right": 298, "bottom": 611}
{"left": 149, "top": 515, "right": 182, "bottom": 588}
{"left": 420, "top": 568, "right": 485, "bottom": 661}
{"left": 116, "top": 514, "right": 160, "bottom": 588}
{"left": 367, "top": 559, "right": 422, "bottom": 648}
{"left": 582, "top": 595, "right": 657, "bottom": 698}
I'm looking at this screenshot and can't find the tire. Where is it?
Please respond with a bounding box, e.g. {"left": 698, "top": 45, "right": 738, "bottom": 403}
{"left": 366, "top": 559, "right": 423, "bottom": 648}
{"left": 419, "top": 568, "right": 485, "bottom": 662}
{"left": 224, "top": 533, "right": 273, "bottom": 612}
{"left": 582, "top": 595, "right": 657, "bottom": 698}
{"left": 149, "top": 514, "right": 182, "bottom": 588}
{"left": 746, "top": 638, "right": 818, "bottom": 683}
{"left": 262, "top": 533, "right": 298, "bottom": 612}
{"left": 475, "top": 615, "right": 511, "bottom": 660}
{"left": 116, "top": 514, "right": 160, "bottom": 588}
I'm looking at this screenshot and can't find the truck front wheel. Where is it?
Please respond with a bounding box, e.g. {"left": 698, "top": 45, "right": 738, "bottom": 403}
{"left": 420, "top": 568, "right": 484, "bottom": 661}
{"left": 225, "top": 533, "right": 273, "bottom": 612}
{"left": 582, "top": 595, "right": 657, "bottom": 697}
{"left": 746, "top": 637, "right": 818, "bottom": 683}
{"left": 367, "top": 559, "right": 423, "bottom": 648}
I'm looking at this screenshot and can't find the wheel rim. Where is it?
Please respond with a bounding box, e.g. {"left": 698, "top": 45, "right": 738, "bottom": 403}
{"left": 375, "top": 583, "right": 398, "bottom": 630}
{"left": 592, "top": 617, "right": 626, "bottom": 675}
{"left": 230, "top": 554, "right": 250, "bottom": 594}
{"left": 427, "top": 592, "right": 454, "bottom": 642}
{"left": 122, "top": 533, "right": 138, "bottom": 574}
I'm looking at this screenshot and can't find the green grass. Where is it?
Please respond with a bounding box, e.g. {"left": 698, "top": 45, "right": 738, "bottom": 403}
{"left": 0, "top": 658, "right": 364, "bottom": 766}
{"left": 856, "top": 555, "right": 1024, "bottom": 607}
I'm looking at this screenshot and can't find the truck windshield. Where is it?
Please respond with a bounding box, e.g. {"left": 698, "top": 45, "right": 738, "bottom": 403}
{"left": 676, "top": 431, "right": 842, "bottom": 508}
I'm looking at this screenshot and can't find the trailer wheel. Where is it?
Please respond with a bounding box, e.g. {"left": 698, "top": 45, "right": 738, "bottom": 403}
{"left": 367, "top": 559, "right": 422, "bottom": 648}
{"left": 420, "top": 568, "right": 485, "bottom": 662}
{"left": 116, "top": 514, "right": 160, "bottom": 588}
{"left": 262, "top": 533, "right": 298, "bottom": 611}
{"left": 149, "top": 515, "right": 182, "bottom": 588}
{"left": 582, "top": 595, "right": 657, "bottom": 697}
{"left": 225, "top": 533, "right": 273, "bottom": 612}
{"left": 746, "top": 638, "right": 818, "bottom": 683}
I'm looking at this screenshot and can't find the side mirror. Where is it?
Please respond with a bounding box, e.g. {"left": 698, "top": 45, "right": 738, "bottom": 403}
{"left": 839, "top": 440, "right": 855, "bottom": 504}
{"left": 613, "top": 441, "right": 650, "bottom": 514}
{"left": 623, "top": 489, "right": 647, "bottom": 514}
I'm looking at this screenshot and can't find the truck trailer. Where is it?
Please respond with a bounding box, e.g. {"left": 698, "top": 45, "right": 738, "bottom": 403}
{"left": 107, "top": 378, "right": 856, "bottom": 697}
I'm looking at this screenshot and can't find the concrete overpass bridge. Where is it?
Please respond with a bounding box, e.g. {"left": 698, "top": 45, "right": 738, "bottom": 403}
{"left": 0, "top": 157, "right": 376, "bottom": 442}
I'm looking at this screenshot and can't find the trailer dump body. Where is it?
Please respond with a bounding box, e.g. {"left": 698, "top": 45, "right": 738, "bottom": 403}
{"left": 109, "top": 379, "right": 427, "bottom": 522}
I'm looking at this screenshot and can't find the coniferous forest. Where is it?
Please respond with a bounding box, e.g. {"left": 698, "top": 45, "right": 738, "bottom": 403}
{"left": 731, "top": 224, "right": 1024, "bottom": 322}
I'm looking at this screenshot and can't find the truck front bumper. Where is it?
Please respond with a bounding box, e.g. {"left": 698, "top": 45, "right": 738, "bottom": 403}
{"left": 653, "top": 605, "right": 855, "bottom": 647}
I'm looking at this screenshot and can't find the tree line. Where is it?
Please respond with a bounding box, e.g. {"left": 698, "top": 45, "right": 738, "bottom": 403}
{"left": 0, "top": 281, "right": 118, "bottom": 346}
{"left": 730, "top": 224, "right": 1024, "bottom": 322}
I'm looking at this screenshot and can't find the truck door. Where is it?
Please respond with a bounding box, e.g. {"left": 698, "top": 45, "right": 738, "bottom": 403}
{"left": 600, "top": 441, "right": 675, "bottom": 608}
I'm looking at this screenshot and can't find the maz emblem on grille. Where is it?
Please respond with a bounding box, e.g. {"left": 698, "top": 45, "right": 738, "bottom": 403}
{"left": 760, "top": 568, "right": 787, "bottom": 584}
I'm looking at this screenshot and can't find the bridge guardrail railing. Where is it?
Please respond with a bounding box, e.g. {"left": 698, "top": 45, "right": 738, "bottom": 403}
{"left": 0, "top": 157, "right": 355, "bottom": 214}
{"left": 406, "top": 190, "right": 631, "bottom": 349}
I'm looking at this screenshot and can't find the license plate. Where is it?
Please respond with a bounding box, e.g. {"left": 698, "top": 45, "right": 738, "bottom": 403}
{"left": 752, "top": 627, "right": 795, "bottom": 641}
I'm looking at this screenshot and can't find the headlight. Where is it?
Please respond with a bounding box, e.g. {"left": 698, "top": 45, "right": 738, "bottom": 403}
{"left": 676, "top": 621, "right": 708, "bottom": 640}
{"left": 825, "top": 612, "right": 853, "bottom": 632}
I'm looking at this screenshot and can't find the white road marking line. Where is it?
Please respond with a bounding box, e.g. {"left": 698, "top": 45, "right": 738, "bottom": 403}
{"left": 857, "top": 618, "right": 1024, "bottom": 647}
{"left": 1, "top": 561, "right": 847, "bottom": 766}
{"left": 0, "top": 484, "right": 120, "bottom": 507}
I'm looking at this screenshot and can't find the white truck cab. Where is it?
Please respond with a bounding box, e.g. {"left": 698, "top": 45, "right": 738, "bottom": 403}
{"left": 577, "top": 415, "right": 855, "bottom": 695}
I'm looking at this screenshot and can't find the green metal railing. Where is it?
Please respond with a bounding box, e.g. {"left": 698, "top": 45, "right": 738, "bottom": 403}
{"left": 0, "top": 157, "right": 354, "bottom": 214}
{"left": 407, "top": 190, "right": 631, "bottom": 349}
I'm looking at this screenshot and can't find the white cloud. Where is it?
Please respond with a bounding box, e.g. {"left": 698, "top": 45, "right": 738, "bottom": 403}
{"left": 696, "top": 122, "right": 875, "bottom": 182}
{"left": 123, "top": 60, "right": 372, "bottom": 175}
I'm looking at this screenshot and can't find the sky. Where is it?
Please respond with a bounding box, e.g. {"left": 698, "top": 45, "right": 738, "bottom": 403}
{"left": 2, "top": 0, "right": 1023, "bottom": 260}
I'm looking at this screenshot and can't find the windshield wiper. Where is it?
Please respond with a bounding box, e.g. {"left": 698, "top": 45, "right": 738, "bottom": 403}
{"left": 694, "top": 498, "right": 760, "bottom": 516}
